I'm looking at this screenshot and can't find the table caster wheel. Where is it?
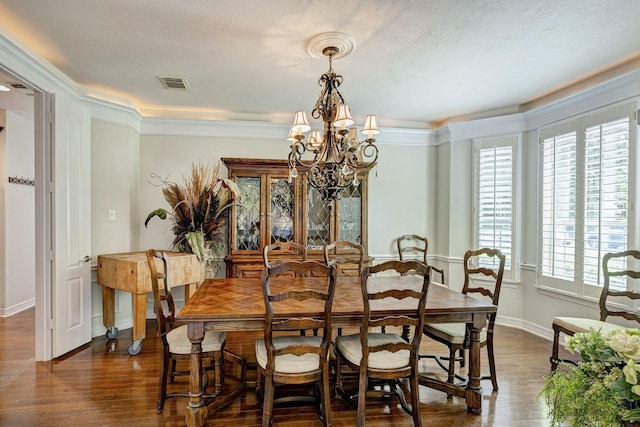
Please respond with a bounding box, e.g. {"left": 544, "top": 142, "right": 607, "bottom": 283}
{"left": 106, "top": 326, "right": 118, "bottom": 340}
{"left": 127, "top": 340, "right": 142, "bottom": 356}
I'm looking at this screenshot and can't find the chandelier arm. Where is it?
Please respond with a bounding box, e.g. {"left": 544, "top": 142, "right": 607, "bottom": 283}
{"left": 358, "top": 141, "right": 379, "bottom": 166}
{"left": 289, "top": 138, "right": 329, "bottom": 170}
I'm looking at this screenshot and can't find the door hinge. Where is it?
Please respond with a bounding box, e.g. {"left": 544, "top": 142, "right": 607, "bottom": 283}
{"left": 47, "top": 318, "right": 54, "bottom": 330}
{"left": 49, "top": 249, "right": 54, "bottom": 261}
{"left": 49, "top": 181, "right": 54, "bottom": 193}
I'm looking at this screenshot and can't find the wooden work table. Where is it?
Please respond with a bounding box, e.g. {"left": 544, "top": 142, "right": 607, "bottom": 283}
{"left": 177, "top": 275, "right": 497, "bottom": 427}
{"left": 97, "top": 251, "right": 201, "bottom": 355}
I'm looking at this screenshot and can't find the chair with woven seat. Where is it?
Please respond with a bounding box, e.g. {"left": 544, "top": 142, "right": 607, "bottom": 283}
{"left": 146, "top": 249, "right": 230, "bottom": 413}
{"left": 255, "top": 260, "right": 337, "bottom": 427}
{"left": 421, "top": 248, "right": 505, "bottom": 392}
{"left": 397, "top": 234, "right": 445, "bottom": 284}
{"left": 323, "top": 240, "right": 365, "bottom": 276}
{"left": 550, "top": 249, "right": 640, "bottom": 371}
{"left": 334, "top": 260, "right": 431, "bottom": 427}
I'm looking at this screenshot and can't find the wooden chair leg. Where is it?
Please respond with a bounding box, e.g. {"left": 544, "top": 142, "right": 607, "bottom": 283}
{"left": 214, "top": 351, "right": 224, "bottom": 395}
{"left": 447, "top": 346, "right": 456, "bottom": 385}
{"left": 410, "top": 370, "right": 422, "bottom": 427}
{"left": 320, "top": 363, "right": 332, "bottom": 427}
{"left": 262, "top": 373, "right": 275, "bottom": 427}
{"left": 550, "top": 325, "right": 561, "bottom": 371}
{"left": 486, "top": 333, "right": 498, "bottom": 391}
{"left": 356, "top": 369, "right": 368, "bottom": 427}
{"left": 169, "top": 358, "right": 177, "bottom": 383}
{"left": 157, "top": 353, "right": 170, "bottom": 413}
{"left": 255, "top": 367, "right": 264, "bottom": 406}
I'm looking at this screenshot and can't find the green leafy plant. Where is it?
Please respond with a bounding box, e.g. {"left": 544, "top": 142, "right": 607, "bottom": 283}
{"left": 540, "top": 328, "right": 640, "bottom": 426}
{"left": 145, "top": 162, "right": 240, "bottom": 266}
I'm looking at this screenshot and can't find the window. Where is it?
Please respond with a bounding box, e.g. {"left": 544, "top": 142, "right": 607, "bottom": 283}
{"left": 474, "top": 136, "right": 518, "bottom": 274}
{"left": 539, "top": 103, "right": 635, "bottom": 295}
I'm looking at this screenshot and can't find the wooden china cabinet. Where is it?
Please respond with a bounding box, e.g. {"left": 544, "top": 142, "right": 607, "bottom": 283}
{"left": 222, "top": 157, "right": 370, "bottom": 278}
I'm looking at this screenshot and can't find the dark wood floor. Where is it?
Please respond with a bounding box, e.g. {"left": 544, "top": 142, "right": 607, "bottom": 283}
{"left": 0, "top": 309, "right": 570, "bottom": 426}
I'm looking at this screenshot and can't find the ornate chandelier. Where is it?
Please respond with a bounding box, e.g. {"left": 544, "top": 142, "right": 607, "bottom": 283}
{"left": 287, "top": 44, "right": 379, "bottom": 202}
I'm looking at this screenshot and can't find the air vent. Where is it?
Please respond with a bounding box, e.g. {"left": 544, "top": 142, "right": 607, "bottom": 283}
{"left": 10, "top": 83, "right": 28, "bottom": 89}
{"left": 157, "top": 76, "right": 190, "bottom": 91}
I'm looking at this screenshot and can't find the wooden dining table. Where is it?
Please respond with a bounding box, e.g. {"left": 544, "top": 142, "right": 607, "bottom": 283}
{"left": 176, "top": 275, "right": 497, "bottom": 427}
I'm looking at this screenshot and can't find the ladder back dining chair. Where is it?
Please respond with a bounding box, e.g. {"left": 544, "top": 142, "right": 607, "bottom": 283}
{"left": 255, "top": 260, "right": 337, "bottom": 427}
{"left": 397, "top": 234, "right": 445, "bottom": 285}
{"left": 550, "top": 249, "right": 640, "bottom": 370}
{"left": 334, "top": 260, "right": 431, "bottom": 427}
{"left": 421, "top": 248, "right": 505, "bottom": 391}
{"left": 323, "top": 240, "right": 365, "bottom": 276}
{"left": 146, "top": 249, "right": 227, "bottom": 413}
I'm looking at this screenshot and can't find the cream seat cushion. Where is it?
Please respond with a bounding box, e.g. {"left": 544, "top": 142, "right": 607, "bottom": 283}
{"left": 423, "top": 323, "right": 487, "bottom": 345}
{"left": 255, "top": 335, "right": 322, "bottom": 374}
{"left": 335, "top": 333, "right": 409, "bottom": 370}
{"left": 552, "top": 317, "right": 626, "bottom": 335}
{"left": 167, "top": 325, "right": 226, "bottom": 354}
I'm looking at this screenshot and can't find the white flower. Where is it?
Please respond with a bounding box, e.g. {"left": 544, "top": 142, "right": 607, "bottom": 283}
{"left": 608, "top": 329, "right": 640, "bottom": 361}
{"left": 624, "top": 359, "right": 640, "bottom": 385}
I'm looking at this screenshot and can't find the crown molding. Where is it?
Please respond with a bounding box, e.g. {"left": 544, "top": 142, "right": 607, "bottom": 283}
{"left": 523, "top": 67, "right": 640, "bottom": 129}
{"left": 438, "top": 113, "right": 526, "bottom": 143}
{"left": 0, "top": 30, "right": 78, "bottom": 99}
{"left": 140, "top": 116, "right": 436, "bottom": 145}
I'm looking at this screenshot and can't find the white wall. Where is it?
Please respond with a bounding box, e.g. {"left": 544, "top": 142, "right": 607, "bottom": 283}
{"left": 90, "top": 119, "right": 140, "bottom": 335}
{"left": 0, "top": 110, "right": 5, "bottom": 310}
{"left": 0, "top": 110, "right": 35, "bottom": 316}
{"left": 138, "top": 133, "right": 431, "bottom": 259}
{"left": 365, "top": 142, "right": 431, "bottom": 258}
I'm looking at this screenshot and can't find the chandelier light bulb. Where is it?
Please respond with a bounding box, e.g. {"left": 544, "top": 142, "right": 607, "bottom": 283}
{"left": 291, "top": 110, "right": 311, "bottom": 134}
{"left": 334, "top": 104, "right": 354, "bottom": 130}
{"left": 362, "top": 114, "right": 380, "bottom": 139}
{"left": 309, "top": 130, "right": 323, "bottom": 148}
{"left": 286, "top": 127, "right": 297, "bottom": 142}
{"left": 347, "top": 127, "right": 359, "bottom": 147}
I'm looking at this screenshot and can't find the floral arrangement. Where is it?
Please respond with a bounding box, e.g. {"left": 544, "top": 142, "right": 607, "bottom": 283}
{"left": 144, "top": 162, "right": 240, "bottom": 275}
{"left": 540, "top": 328, "right": 640, "bottom": 427}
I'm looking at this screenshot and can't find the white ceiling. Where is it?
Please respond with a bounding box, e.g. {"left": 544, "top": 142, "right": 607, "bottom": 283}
{"left": 0, "top": 0, "right": 639, "bottom": 129}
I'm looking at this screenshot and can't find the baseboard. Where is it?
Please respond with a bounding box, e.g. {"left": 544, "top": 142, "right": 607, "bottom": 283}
{"left": 496, "top": 314, "right": 555, "bottom": 342}
{"left": 0, "top": 298, "right": 35, "bottom": 317}
{"left": 91, "top": 317, "right": 134, "bottom": 339}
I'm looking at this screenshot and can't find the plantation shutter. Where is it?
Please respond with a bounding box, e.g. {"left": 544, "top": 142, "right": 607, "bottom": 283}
{"left": 582, "top": 115, "right": 630, "bottom": 289}
{"left": 475, "top": 137, "right": 516, "bottom": 271}
{"left": 540, "top": 128, "right": 577, "bottom": 281}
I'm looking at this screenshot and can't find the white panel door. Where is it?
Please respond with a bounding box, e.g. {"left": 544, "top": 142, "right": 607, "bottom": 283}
{"left": 52, "top": 93, "right": 91, "bottom": 358}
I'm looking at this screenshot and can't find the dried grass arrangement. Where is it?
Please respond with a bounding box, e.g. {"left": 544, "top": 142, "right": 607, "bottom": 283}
{"left": 145, "top": 162, "right": 240, "bottom": 271}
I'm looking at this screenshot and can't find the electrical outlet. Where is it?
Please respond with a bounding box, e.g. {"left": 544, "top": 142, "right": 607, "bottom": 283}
{"left": 108, "top": 210, "right": 116, "bottom": 221}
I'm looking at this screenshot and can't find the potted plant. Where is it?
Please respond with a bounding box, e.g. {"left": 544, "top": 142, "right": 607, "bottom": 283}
{"left": 145, "top": 162, "right": 239, "bottom": 278}
{"left": 540, "top": 328, "right": 640, "bottom": 427}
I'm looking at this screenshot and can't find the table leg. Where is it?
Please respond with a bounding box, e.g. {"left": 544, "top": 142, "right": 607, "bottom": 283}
{"left": 184, "top": 282, "right": 198, "bottom": 301}
{"left": 186, "top": 322, "right": 207, "bottom": 427}
{"left": 101, "top": 286, "right": 115, "bottom": 330}
{"left": 132, "top": 293, "right": 147, "bottom": 342}
{"left": 465, "top": 317, "right": 485, "bottom": 414}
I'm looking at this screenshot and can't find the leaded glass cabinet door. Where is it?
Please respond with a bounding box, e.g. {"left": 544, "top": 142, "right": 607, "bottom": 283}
{"left": 235, "top": 176, "right": 261, "bottom": 251}
{"left": 306, "top": 186, "right": 331, "bottom": 250}
{"left": 269, "top": 177, "right": 295, "bottom": 244}
{"left": 337, "top": 182, "right": 362, "bottom": 243}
